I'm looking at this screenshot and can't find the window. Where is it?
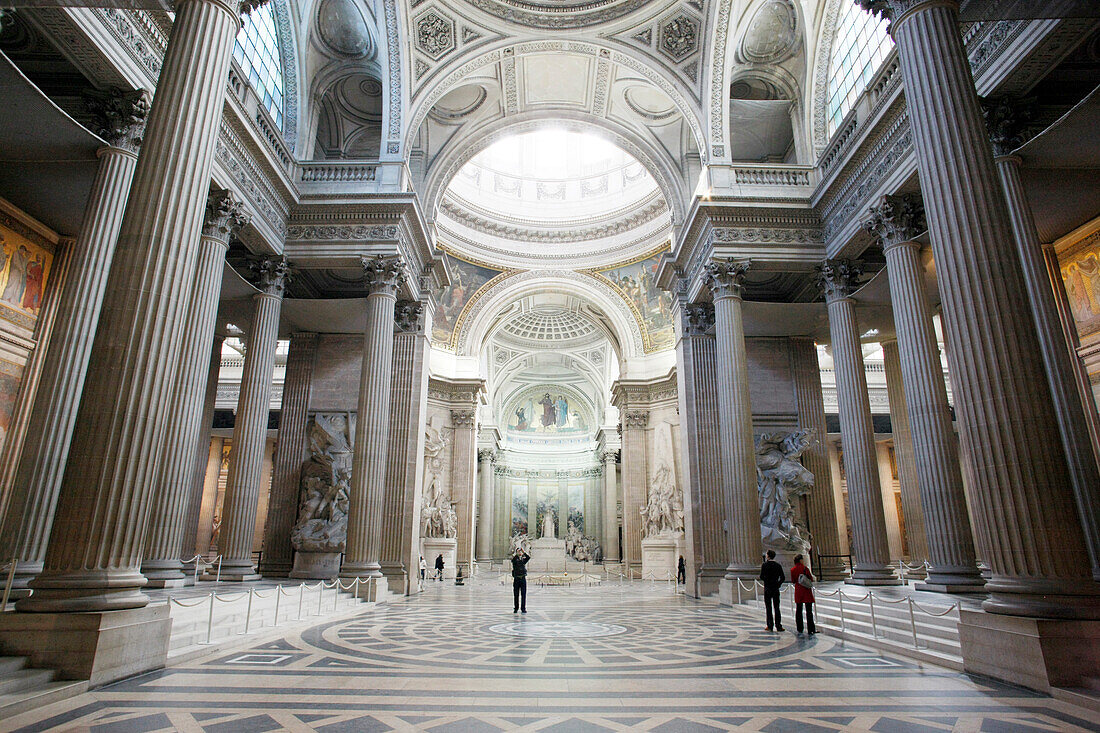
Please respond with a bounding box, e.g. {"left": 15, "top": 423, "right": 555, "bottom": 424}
{"left": 234, "top": 5, "right": 285, "bottom": 128}
{"left": 825, "top": 3, "right": 894, "bottom": 136}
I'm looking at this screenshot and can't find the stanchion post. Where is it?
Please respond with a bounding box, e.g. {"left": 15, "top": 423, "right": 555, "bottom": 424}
{"left": 908, "top": 597, "right": 919, "bottom": 649}
{"left": 869, "top": 594, "right": 877, "bottom": 638}
{"left": 316, "top": 582, "right": 323, "bottom": 615}
{"left": 244, "top": 587, "right": 255, "bottom": 635}
{"left": 216, "top": 557, "right": 222, "bottom": 583}
{"left": 838, "top": 592, "right": 845, "bottom": 631}
{"left": 205, "top": 592, "right": 215, "bottom": 645}
{"left": 274, "top": 584, "right": 282, "bottom": 626}
{"left": 2, "top": 558, "right": 17, "bottom": 609}
{"left": 298, "top": 583, "right": 305, "bottom": 620}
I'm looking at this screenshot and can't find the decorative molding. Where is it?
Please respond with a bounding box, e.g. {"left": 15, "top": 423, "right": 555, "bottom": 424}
{"left": 451, "top": 408, "right": 477, "bottom": 427}
{"left": 622, "top": 410, "right": 650, "bottom": 429}
{"left": 457, "top": 0, "right": 654, "bottom": 29}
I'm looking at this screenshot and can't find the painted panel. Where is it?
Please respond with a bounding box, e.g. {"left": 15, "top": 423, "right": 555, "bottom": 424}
{"left": 1060, "top": 230, "right": 1100, "bottom": 340}
{"left": 433, "top": 251, "right": 506, "bottom": 349}
{"left": 0, "top": 359, "right": 25, "bottom": 456}
{"left": 587, "top": 248, "right": 674, "bottom": 352}
{"left": 0, "top": 218, "right": 54, "bottom": 330}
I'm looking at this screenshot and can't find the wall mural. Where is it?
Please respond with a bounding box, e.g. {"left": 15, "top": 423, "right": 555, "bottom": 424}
{"left": 432, "top": 249, "right": 507, "bottom": 349}
{"left": 0, "top": 359, "right": 25, "bottom": 456}
{"left": 585, "top": 246, "right": 674, "bottom": 352}
{"left": 0, "top": 219, "right": 54, "bottom": 330}
{"left": 505, "top": 385, "right": 592, "bottom": 436}
{"left": 1060, "top": 230, "right": 1100, "bottom": 340}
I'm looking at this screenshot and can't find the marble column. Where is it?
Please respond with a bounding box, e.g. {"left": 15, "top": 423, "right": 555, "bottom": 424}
{"left": 984, "top": 97, "right": 1100, "bottom": 582}
{"left": 449, "top": 409, "right": 478, "bottom": 573}
{"left": 863, "top": 0, "right": 1098, "bottom": 617}
{"left": 527, "top": 474, "right": 537, "bottom": 537}
{"left": 476, "top": 449, "right": 495, "bottom": 561}
{"left": 257, "top": 332, "right": 317, "bottom": 577}
{"left": 381, "top": 300, "right": 431, "bottom": 593}
{"left": 182, "top": 336, "right": 223, "bottom": 566}
{"left": 0, "top": 89, "right": 148, "bottom": 599}
{"left": 789, "top": 337, "right": 845, "bottom": 579}
{"left": 880, "top": 340, "right": 930, "bottom": 567}
{"left": 619, "top": 412, "right": 648, "bottom": 569}
{"left": 557, "top": 472, "right": 568, "bottom": 538}
{"left": 819, "top": 259, "right": 899, "bottom": 585}
{"left": 342, "top": 255, "right": 404, "bottom": 580}
{"left": 601, "top": 450, "right": 619, "bottom": 561}
{"left": 675, "top": 301, "right": 726, "bottom": 593}
{"left": 706, "top": 259, "right": 761, "bottom": 594}
{"left": 866, "top": 193, "right": 984, "bottom": 590}
{"left": 218, "top": 257, "right": 288, "bottom": 581}
{"left": 143, "top": 190, "right": 248, "bottom": 587}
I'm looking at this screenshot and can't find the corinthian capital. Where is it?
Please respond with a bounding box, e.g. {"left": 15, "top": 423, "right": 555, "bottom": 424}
{"left": 980, "top": 95, "right": 1034, "bottom": 158}
{"left": 83, "top": 87, "right": 151, "bottom": 153}
{"left": 361, "top": 255, "right": 406, "bottom": 296}
{"left": 203, "top": 189, "right": 250, "bottom": 243}
{"left": 704, "top": 259, "right": 751, "bottom": 301}
{"left": 394, "top": 299, "right": 424, "bottom": 333}
{"left": 451, "top": 409, "right": 477, "bottom": 428}
{"left": 864, "top": 194, "right": 925, "bottom": 251}
{"left": 250, "top": 255, "right": 290, "bottom": 296}
{"left": 858, "top": 0, "right": 934, "bottom": 23}
{"left": 816, "top": 259, "right": 863, "bottom": 302}
{"left": 240, "top": 0, "right": 271, "bottom": 15}
{"left": 684, "top": 303, "right": 715, "bottom": 336}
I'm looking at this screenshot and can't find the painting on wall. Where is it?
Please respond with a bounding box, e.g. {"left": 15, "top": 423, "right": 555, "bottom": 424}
{"left": 0, "top": 220, "right": 54, "bottom": 330}
{"left": 506, "top": 387, "right": 591, "bottom": 435}
{"left": 589, "top": 248, "right": 674, "bottom": 352}
{"left": 0, "top": 359, "right": 25, "bottom": 458}
{"left": 1060, "top": 231, "right": 1100, "bottom": 340}
{"left": 432, "top": 251, "right": 506, "bottom": 349}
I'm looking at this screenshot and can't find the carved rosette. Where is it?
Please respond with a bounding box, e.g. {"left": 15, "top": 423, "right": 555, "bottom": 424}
{"left": 621, "top": 410, "right": 649, "bottom": 430}
{"left": 981, "top": 95, "right": 1033, "bottom": 158}
{"left": 864, "top": 194, "right": 925, "bottom": 252}
{"left": 451, "top": 409, "right": 477, "bottom": 428}
{"left": 83, "top": 87, "right": 151, "bottom": 154}
{"left": 250, "top": 255, "right": 291, "bottom": 297}
{"left": 394, "top": 299, "right": 424, "bottom": 333}
{"left": 816, "top": 258, "right": 863, "bottom": 303}
{"left": 684, "top": 302, "right": 716, "bottom": 336}
{"left": 361, "top": 254, "right": 405, "bottom": 297}
{"left": 203, "top": 189, "right": 251, "bottom": 244}
{"left": 704, "top": 259, "right": 751, "bottom": 301}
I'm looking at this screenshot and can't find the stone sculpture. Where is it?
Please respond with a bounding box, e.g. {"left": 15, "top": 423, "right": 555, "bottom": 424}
{"left": 510, "top": 532, "right": 531, "bottom": 556}
{"left": 542, "top": 511, "right": 556, "bottom": 539}
{"left": 291, "top": 414, "right": 352, "bottom": 553}
{"left": 565, "top": 522, "right": 602, "bottom": 562}
{"left": 421, "top": 421, "right": 458, "bottom": 539}
{"left": 641, "top": 462, "right": 684, "bottom": 537}
{"left": 756, "top": 429, "right": 815, "bottom": 552}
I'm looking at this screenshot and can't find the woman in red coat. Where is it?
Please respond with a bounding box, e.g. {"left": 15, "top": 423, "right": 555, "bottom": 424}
{"left": 791, "top": 554, "right": 817, "bottom": 635}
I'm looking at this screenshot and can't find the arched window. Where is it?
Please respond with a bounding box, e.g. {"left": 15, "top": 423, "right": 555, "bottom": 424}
{"left": 234, "top": 5, "right": 285, "bottom": 128}
{"left": 825, "top": 3, "right": 894, "bottom": 136}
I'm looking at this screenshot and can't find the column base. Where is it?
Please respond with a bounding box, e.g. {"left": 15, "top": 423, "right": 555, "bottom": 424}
{"left": 846, "top": 577, "right": 904, "bottom": 586}
{"left": 916, "top": 581, "right": 987, "bottom": 593}
{"left": 17, "top": 570, "right": 150, "bottom": 612}
{"left": 213, "top": 573, "right": 262, "bottom": 582}
{"left": 257, "top": 560, "right": 293, "bottom": 577}
{"left": 0, "top": 604, "right": 170, "bottom": 686}
{"left": 339, "top": 563, "right": 383, "bottom": 580}
{"left": 959, "top": 608, "right": 1100, "bottom": 692}
{"left": 380, "top": 564, "right": 408, "bottom": 595}
{"left": 216, "top": 559, "right": 261, "bottom": 582}
{"left": 141, "top": 561, "right": 187, "bottom": 588}
{"left": 848, "top": 565, "right": 901, "bottom": 586}
{"left": 692, "top": 566, "right": 726, "bottom": 598}
{"left": 718, "top": 573, "right": 758, "bottom": 606}
{"left": 144, "top": 577, "right": 187, "bottom": 589}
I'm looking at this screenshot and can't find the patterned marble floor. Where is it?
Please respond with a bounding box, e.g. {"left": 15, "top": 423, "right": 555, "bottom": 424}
{"left": 5, "top": 577, "right": 1100, "bottom": 732}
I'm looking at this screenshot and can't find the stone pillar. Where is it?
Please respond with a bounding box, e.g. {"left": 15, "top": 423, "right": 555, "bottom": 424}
{"left": 863, "top": 0, "right": 1098, "bottom": 618}
{"left": 818, "top": 259, "right": 899, "bottom": 585}
{"left": 706, "top": 259, "right": 762, "bottom": 599}
{"left": 527, "top": 474, "right": 537, "bottom": 537}
{"left": 381, "top": 300, "right": 431, "bottom": 594}
{"left": 341, "top": 256, "right": 404, "bottom": 581}
{"left": 557, "top": 472, "right": 568, "bottom": 538}
{"left": 881, "top": 339, "right": 930, "bottom": 567}
{"left": 218, "top": 257, "right": 288, "bottom": 581}
{"left": 476, "top": 449, "right": 495, "bottom": 561}
{"left": 0, "top": 90, "right": 147, "bottom": 598}
{"left": 143, "top": 190, "right": 248, "bottom": 587}
{"left": 601, "top": 450, "right": 619, "bottom": 561}
{"left": 182, "top": 336, "right": 223, "bottom": 565}
{"left": 619, "top": 412, "right": 647, "bottom": 569}
{"left": 257, "top": 332, "right": 316, "bottom": 577}
{"left": 789, "top": 337, "right": 845, "bottom": 579}
{"left": 675, "top": 300, "right": 726, "bottom": 594}
{"left": 984, "top": 97, "right": 1100, "bottom": 581}
{"left": 866, "top": 194, "right": 984, "bottom": 590}
{"left": 449, "top": 409, "right": 478, "bottom": 574}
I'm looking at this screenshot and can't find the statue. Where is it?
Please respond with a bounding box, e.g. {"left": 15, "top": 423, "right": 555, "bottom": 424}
{"left": 420, "top": 421, "right": 458, "bottom": 539}
{"left": 542, "top": 511, "right": 556, "bottom": 539}
{"left": 756, "top": 429, "right": 815, "bottom": 552}
{"left": 291, "top": 414, "right": 353, "bottom": 553}
{"left": 510, "top": 532, "right": 531, "bottom": 556}
{"left": 564, "top": 523, "right": 602, "bottom": 562}
{"left": 640, "top": 461, "right": 684, "bottom": 537}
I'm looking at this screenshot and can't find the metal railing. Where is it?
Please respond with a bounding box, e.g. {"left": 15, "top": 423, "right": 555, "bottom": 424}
{"left": 1, "top": 557, "right": 17, "bottom": 608}
{"left": 183, "top": 554, "right": 222, "bottom": 583}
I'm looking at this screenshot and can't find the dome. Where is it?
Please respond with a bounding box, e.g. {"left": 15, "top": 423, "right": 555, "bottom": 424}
{"left": 498, "top": 306, "right": 601, "bottom": 345}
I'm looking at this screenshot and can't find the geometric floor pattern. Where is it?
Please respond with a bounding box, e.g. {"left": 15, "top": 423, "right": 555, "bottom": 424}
{"left": 6, "top": 578, "right": 1100, "bottom": 732}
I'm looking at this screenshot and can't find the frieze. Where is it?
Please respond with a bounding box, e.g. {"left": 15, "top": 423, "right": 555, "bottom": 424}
{"left": 96, "top": 8, "right": 164, "bottom": 82}
{"left": 215, "top": 128, "right": 287, "bottom": 238}
{"left": 285, "top": 224, "right": 401, "bottom": 241}
{"left": 457, "top": 0, "right": 653, "bottom": 29}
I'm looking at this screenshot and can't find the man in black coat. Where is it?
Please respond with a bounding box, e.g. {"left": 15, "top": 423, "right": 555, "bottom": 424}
{"left": 435, "top": 553, "right": 445, "bottom": 581}
{"left": 759, "top": 549, "right": 785, "bottom": 632}
{"left": 511, "top": 550, "right": 530, "bottom": 613}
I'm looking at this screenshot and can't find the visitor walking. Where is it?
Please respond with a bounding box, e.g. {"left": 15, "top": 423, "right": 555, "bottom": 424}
{"left": 435, "top": 553, "right": 445, "bottom": 581}
{"left": 511, "top": 549, "right": 530, "bottom": 613}
{"left": 419, "top": 555, "right": 426, "bottom": 581}
{"left": 677, "top": 555, "right": 686, "bottom": 585}
{"left": 791, "top": 554, "right": 816, "bottom": 635}
{"left": 759, "top": 549, "right": 785, "bottom": 632}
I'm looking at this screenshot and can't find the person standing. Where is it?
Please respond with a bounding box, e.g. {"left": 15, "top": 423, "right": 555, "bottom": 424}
{"left": 759, "top": 549, "right": 785, "bottom": 632}
{"left": 419, "top": 555, "right": 427, "bottom": 581}
{"left": 677, "top": 555, "right": 686, "bottom": 585}
{"left": 435, "top": 553, "right": 445, "bottom": 581}
{"left": 511, "top": 548, "right": 530, "bottom": 613}
{"left": 791, "top": 554, "right": 816, "bottom": 635}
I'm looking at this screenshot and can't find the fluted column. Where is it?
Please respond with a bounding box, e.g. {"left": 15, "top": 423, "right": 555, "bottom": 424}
{"left": 342, "top": 255, "right": 404, "bottom": 580}
{"left": 476, "top": 449, "right": 495, "bottom": 561}
{"left": 863, "top": 0, "right": 1098, "bottom": 617}
{"left": 450, "top": 409, "right": 479, "bottom": 573}
{"left": 707, "top": 259, "right": 760, "bottom": 591}
{"left": 789, "top": 337, "right": 845, "bottom": 579}
{"left": 0, "top": 89, "right": 148, "bottom": 599}
{"left": 601, "top": 450, "right": 619, "bottom": 561}
{"left": 182, "top": 335, "right": 224, "bottom": 567}
{"left": 819, "top": 259, "right": 899, "bottom": 585}
{"left": 619, "top": 411, "right": 647, "bottom": 568}
{"left": 143, "top": 191, "right": 248, "bottom": 586}
{"left": 219, "top": 257, "right": 287, "bottom": 581}
{"left": 881, "top": 340, "right": 930, "bottom": 567}
{"left": 527, "top": 474, "right": 537, "bottom": 537}
{"left": 983, "top": 97, "right": 1100, "bottom": 582}
{"left": 258, "top": 332, "right": 317, "bottom": 577}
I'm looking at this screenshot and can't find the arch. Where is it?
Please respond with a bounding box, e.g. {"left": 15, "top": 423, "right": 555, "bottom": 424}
{"left": 423, "top": 114, "right": 688, "bottom": 228}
